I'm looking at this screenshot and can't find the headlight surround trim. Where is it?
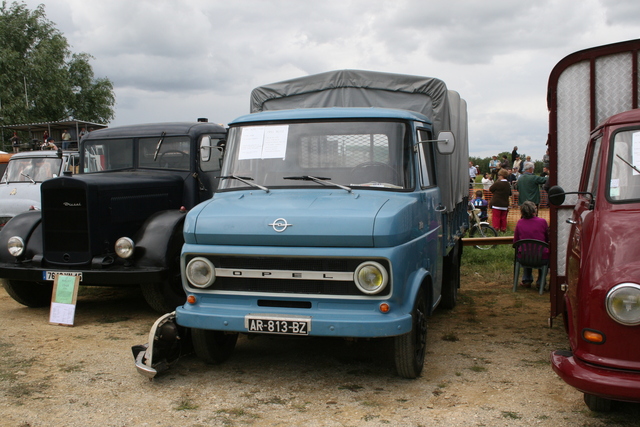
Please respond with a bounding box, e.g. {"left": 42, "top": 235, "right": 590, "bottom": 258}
{"left": 186, "top": 257, "right": 216, "bottom": 289}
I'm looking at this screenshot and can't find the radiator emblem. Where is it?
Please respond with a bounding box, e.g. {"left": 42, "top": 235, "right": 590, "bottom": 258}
{"left": 63, "top": 202, "right": 82, "bottom": 207}
{"left": 269, "top": 218, "right": 292, "bottom": 233}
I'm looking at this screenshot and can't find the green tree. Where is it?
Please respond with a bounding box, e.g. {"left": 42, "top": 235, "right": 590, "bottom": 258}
{"left": 0, "top": 1, "right": 114, "bottom": 125}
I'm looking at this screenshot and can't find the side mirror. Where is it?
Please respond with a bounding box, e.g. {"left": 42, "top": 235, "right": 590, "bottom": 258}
{"left": 548, "top": 185, "right": 566, "bottom": 206}
{"left": 436, "top": 131, "right": 455, "bottom": 155}
{"left": 200, "top": 136, "right": 212, "bottom": 162}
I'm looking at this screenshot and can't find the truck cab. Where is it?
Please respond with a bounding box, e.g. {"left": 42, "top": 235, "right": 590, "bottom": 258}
{"left": 550, "top": 109, "right": 640, "bottom": 411}
{"left": 546, "top": 39, "right": 640, "bottom": 411}
{"left": 0, "top": 121, "right": 226, "bottom": 313}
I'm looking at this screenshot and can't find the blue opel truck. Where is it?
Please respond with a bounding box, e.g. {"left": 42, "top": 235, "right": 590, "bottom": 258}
{"left": 134, "top": 70, "right": 469, "bottom": 379}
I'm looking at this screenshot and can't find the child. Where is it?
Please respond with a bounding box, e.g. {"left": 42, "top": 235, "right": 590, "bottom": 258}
{"left": 471, "top": 190, "right": 488, "bottom": 221}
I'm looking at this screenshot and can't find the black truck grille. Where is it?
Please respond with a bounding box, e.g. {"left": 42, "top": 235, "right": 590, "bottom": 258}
{"left": 189, "top": 256, "right": 391, "bottom": 297}
{"left": 42, "top": 187, "right": 90, "bottom": 257}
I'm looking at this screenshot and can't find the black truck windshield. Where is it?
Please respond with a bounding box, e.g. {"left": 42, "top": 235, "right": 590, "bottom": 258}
{"left": 219, "top": 121, "right": 411, "bottom": 190}
{"left": 83, "top": 136, "right": 191, "bottom": 172}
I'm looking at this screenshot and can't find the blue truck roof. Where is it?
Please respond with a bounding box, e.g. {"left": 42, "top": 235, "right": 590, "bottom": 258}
{"left": 229, "top": 107, "right": 432, "bottom": 125}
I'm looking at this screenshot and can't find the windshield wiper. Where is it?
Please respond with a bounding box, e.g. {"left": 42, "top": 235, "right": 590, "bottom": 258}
{"left": 153, "top": 131, "right": 167, "bottom": 161}
{"left": 218, "top": 175, "right": 269, "bottom": 193}
{"left": 616, "top": 154, "right": 640, "bottom": 175}
{"left": 283, "top": 175, "right": 352, "bottom": 193}
{"left": 20, "top": 173, "right": 35, "bottom": 184}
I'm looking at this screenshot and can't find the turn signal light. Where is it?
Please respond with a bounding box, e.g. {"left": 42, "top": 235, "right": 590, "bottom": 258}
{"left": 379, "top": 303, "right": 390, "bottom": 313}
{"left": 582, "top": 329, "right": 605, "bottom": 344}
{"left": 187, "top": 295, "right": 196, "bottom": 304}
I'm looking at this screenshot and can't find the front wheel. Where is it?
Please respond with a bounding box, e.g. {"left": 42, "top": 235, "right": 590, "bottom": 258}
{"left": 584, "top": 393, "right": 613, "bottom": 412}
{"left": 469, "top": 223, "right": 498, "bottom": 250}
{"left": 3, "top": 280, "right": 53, "bottom": 307}
{"left": 192, "top": 328, "right": 239, "bottom": 364}
{"left": 394, "top": 288, "right": 428, "bottom": 378}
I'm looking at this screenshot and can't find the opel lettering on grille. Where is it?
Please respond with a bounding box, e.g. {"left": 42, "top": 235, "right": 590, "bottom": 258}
{"left": 63, "top": 202, "right": 82, "bottom": 207}
{"left": 269, "top": 218, "right": 292, "bottom": 232}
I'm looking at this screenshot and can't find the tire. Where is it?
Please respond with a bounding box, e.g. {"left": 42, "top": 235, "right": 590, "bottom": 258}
{"left": 394, "top": 288, "right": 428, "bottom": 378}
{"left": 3, "top": 280, "right": 53, "bottom": 307}
{"left": 140, "top": 244, "right": 186, "bottom": 313}
{"left": 192, "top": 328, "right": 238, "bottom": 364}
{"left": 440, "top": 241, "right": 462, "bottom": 309}
{"left": 469, "top": 223, "right": 498, "bottom": 250}
{"left": 584, "top": 393, "right": 613, "bottom": 412}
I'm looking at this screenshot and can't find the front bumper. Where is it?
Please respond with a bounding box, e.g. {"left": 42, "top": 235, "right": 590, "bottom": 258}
{"left": 0, "top": 261, "right": 167, "bottom": 285}
{"left": 176, "top": 294, "right": 413, "bottom": 338}
{"left": 551, "top": 350, "right": 640, "bottom": 403}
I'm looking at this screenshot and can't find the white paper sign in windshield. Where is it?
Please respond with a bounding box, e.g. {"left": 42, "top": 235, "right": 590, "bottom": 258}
{"left": 238, "top": 125, "right": 289, "bottom": 160}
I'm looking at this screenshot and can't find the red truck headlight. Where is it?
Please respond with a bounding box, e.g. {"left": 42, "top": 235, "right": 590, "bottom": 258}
{"left": 606, "top": 283, "right": 640, "bottom": 326}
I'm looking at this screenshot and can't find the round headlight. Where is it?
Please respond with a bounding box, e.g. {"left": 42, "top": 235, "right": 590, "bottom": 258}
{"left": 186, "top": 257, "right": 216, "bottom": 289}
{"left": 7, "top": 236, "right": 24, "bottom": 257}
{"left": 115, "top": 237, "right": 135, "bottom": 259}
{"left": 606, "top": 283, "right": 640, "bottom": 326}
{"left": 354, "top": 261, "right": 389, "bottom": 295}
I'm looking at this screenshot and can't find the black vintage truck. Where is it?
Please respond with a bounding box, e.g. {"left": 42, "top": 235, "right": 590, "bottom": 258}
{"left": 0, "top": 120, "right": 226, "bottom": 312}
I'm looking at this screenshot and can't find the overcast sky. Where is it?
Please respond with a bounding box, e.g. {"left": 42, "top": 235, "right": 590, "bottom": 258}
{"left": 20, "top": 0, "right": 640, "bottom": 160}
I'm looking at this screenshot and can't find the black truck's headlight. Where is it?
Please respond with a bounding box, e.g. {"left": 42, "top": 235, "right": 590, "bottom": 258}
{"left": 186, "top": 257, "right": 216, "bottom": 288}
{"left": 354, "top": 261, "right": 388, "bottom": 295}
{"left": 606, "top": 283, "right": 640, "bottom": 326}
{"left": 7, "top": 236, "right": 24, "bottom": 257}
{"left": 115, "top": 237, "right": 135, "bottom": 259}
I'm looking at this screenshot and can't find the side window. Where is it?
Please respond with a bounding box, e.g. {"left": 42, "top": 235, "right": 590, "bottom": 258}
{"left": 583, "top": 136, "right": 602, "bottom": 195}
{"left": 417, "top": 129, "right": 436, "bottom": 188}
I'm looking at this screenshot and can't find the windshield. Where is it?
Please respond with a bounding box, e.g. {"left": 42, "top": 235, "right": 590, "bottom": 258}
{"left": 2, "top": 157, "right": 62, "bottom": 183}
{"left": 83, "top": 136, "right": 191, "bottom": 172}
{"left": 219, "top": 121, "right": 411, "bottom": 191}
{"left": 608, "top": 129, "right": 640, "bottom": 203}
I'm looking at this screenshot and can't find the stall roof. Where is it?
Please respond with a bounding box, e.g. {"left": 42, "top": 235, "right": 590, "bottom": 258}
{"left": 2, "top": 119, "right": 107, "bottom": 133}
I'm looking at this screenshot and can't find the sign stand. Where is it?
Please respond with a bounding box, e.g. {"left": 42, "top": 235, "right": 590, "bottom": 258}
{"left": 49, "top": 275, "right": 80, "bottom": 326}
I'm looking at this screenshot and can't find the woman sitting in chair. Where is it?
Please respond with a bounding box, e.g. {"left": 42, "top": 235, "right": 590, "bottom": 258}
{"left": 514, "top": 201, "right": 549, "bottom": 288}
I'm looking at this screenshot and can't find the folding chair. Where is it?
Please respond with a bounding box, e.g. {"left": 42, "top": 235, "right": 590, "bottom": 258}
{"left": 513, "top": 239, "right": 549, "bottom": 295}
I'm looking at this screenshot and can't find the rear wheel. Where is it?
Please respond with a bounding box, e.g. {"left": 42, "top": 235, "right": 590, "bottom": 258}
{"left": 469, "top": 223, "right": 498, "bottom": 250}
{"left": 584, "top": 393, "right": 613, "bottom": 412}
{"left": 394, "top": 288, "right": 428, "bottom": 378}
{"left": 3, "top": 280, "right": 53, "bottom": 307}
{"left": 192, "top": 328, "right": 238, "bottom": 364}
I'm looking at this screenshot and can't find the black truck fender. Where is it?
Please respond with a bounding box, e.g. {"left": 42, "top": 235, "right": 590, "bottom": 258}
{"left": 132, "top": 209, "right": 187, "bottom": 269}
{"left": 0, "top": 211, "right": 43, "bottom": 264}
{"left": 132, "top": 209, "right": 188, "bottom": 313}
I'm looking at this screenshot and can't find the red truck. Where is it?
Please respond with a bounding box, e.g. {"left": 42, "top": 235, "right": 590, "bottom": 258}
{"left": 547, "top": 39, "right": 640, "bottom": 411}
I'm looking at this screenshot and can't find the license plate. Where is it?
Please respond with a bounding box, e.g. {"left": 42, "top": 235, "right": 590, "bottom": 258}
{"left": 43, "top": 271, "right": 83, "bottom": 282}
{"left": 244, "top": 314, "right": 310, "bottom": 335}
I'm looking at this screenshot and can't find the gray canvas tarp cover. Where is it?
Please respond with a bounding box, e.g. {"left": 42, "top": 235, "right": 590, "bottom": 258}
{"left": 250, "top": 69, "right": 469, "bottom": 212}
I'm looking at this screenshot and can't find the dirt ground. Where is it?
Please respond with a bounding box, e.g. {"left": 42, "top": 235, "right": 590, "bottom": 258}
{"left": 0, "top": 271, "right": 639, "bottom": 427}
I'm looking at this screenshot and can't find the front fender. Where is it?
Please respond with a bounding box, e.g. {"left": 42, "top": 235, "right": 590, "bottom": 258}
{"left": 0, "top": 210, "right": 42, "bottom": 263}
{"left": 134, "top": 210, "right": 187, "bottom": 268}
{"left": 405, "top": 267, "right": 434, "bottom": 315}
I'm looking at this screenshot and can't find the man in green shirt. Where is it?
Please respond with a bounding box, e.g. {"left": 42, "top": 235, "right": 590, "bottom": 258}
{"left": 516, "top": 162, "right": 547, "bottom": 206}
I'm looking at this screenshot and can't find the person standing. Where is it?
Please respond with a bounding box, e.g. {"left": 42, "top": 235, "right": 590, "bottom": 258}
{"left": 542, "top": 149, "right": 550, "bottom": 169}
{"left": 489, "top": 168, "right": 512, "bottom": 233}
{"left": 501, "top": 155, "right": 510, "bottom": 170}
{"left": 514, "top": 201, "right": 549, "bottom": 288}
{"left": 489, "top": 155, "right": 499, "bottom": 180}
{"left": 61, "top": 129, "right": 71, "bottom": 150}
{"left": 511, "top": 146, "right": 519, "bottom": 163}
{"left": 468, "top": 161, "right": 477, "bottom": 188}
{"left": 512, "top": 155, "right": 522, "bottom": 177}
{"left": 10, "top": 132, "right": 20, "bottom": 153}
{"left": 516, "top": 162, "right": 548, "bottom": 206}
